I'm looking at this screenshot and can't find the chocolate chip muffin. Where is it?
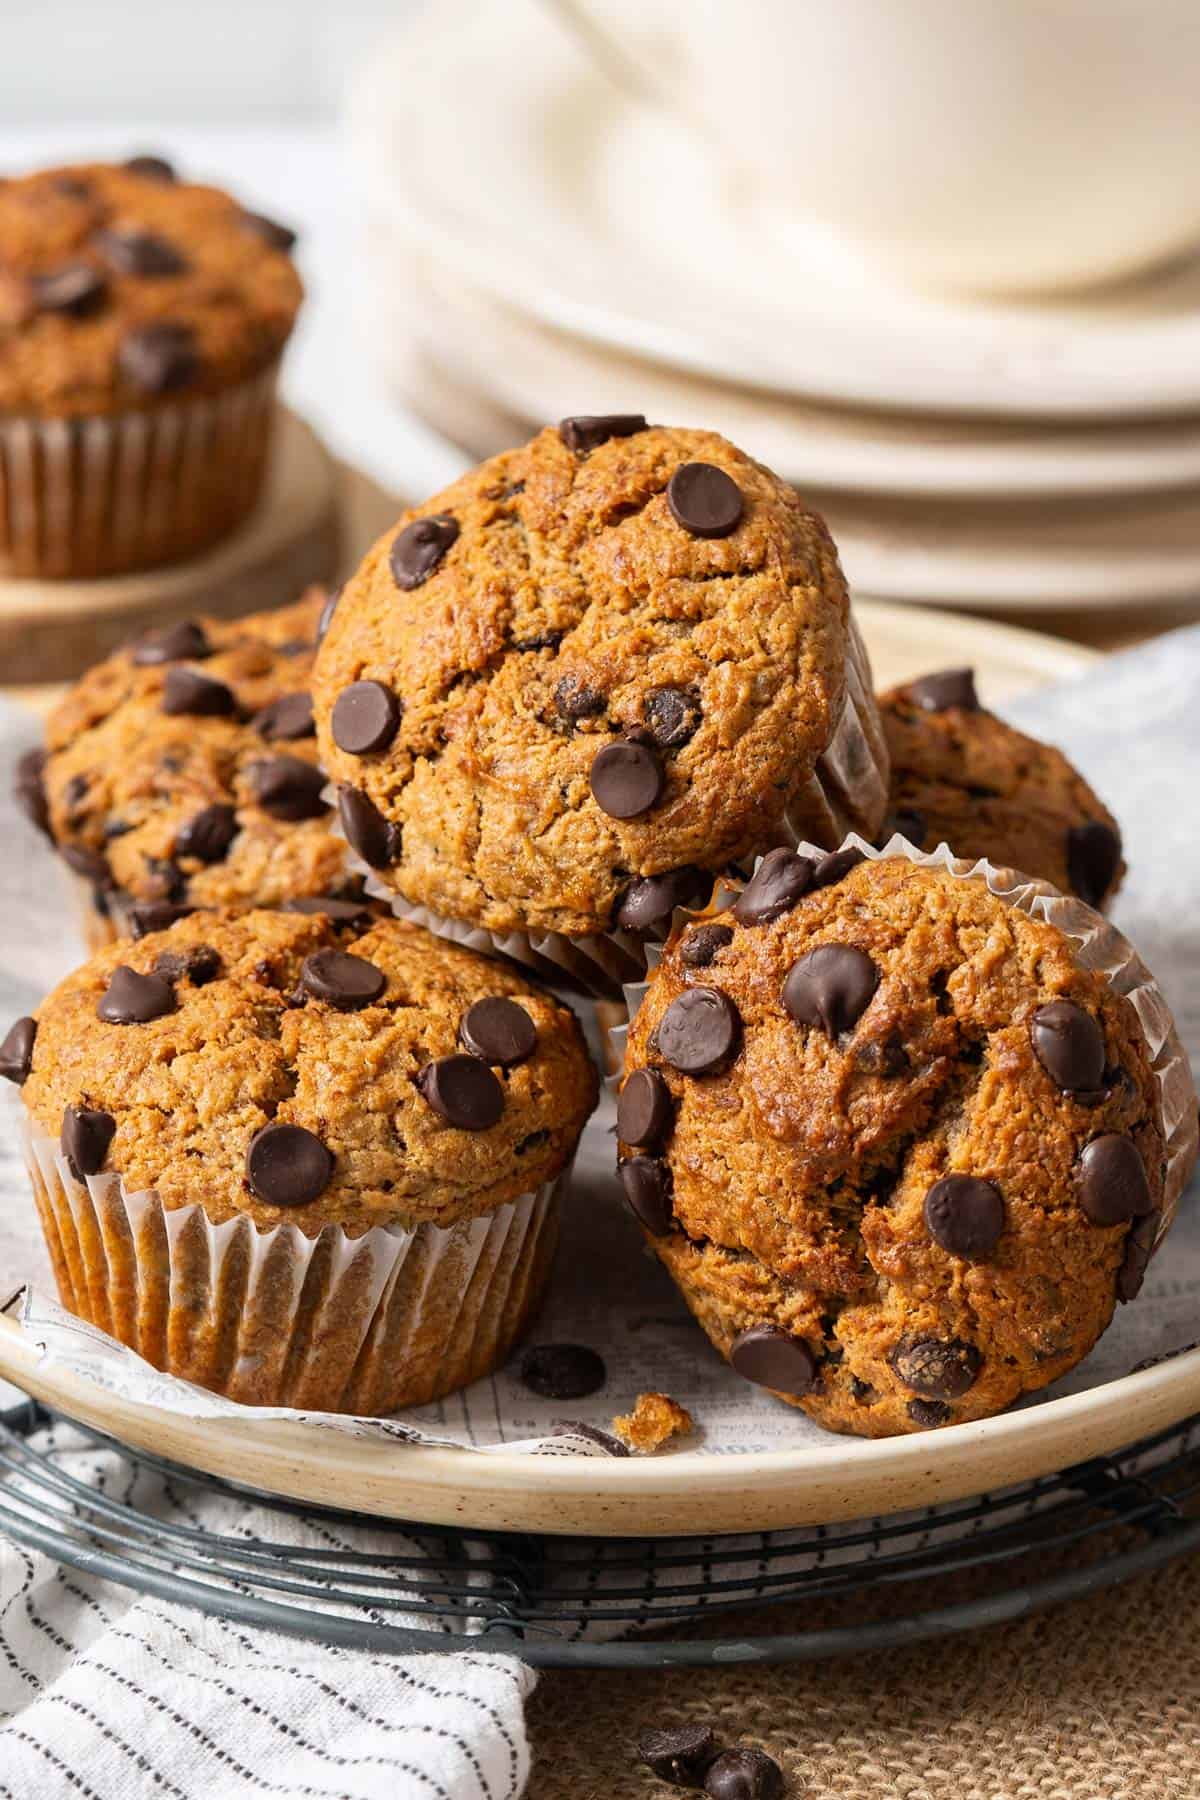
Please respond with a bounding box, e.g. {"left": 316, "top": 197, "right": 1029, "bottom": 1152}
{"left": 8, "top": 908, "right": 597, "bottom": 1412}
{"left": 879, "top": 668, "right": 1124, "bottom": 908}
{"left": 23, "top": 588, "right": 357, "bottom": 949}
{"left": 0, "top": 154, "right": 302, "bottom": 576}
{"left": 313, "top": 418, "right": 889, "bottom": 994}
{"left": 617, "top": 845, "right": 1195, "bottom": 1438}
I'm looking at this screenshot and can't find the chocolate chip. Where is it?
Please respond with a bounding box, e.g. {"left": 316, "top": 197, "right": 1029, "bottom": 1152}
{"left": 61, "top": 844, "right": 113, "bottom": 888}
{"left": 590, "top": 739, "right": 665, "bottom": 820}
{"left": 907, "top": 1399, "right": 952, "bottom": 1428}
{"left": 729, "top": 1325, "right": 816, "bottom": 1397}
{"left": 31, "top": 263, "right": 107, "bottom": 317}
{"left": 889, "top": 1334, "right": 981, "bottom": 1399}
{"left": 924, "top": 1175, "right": 1005, "bottom": 1259}
{"left": 129, "top": 901, "right": 195, "bottom": 938}
{"left": 154, "top": 944, "right": 219, "bottom": 986}
{"left": 143, "top": 856, "right": 187, "bottom": 903}
{"left": 123, "top": 154, "right": 176, "bottom": 181}
{"left": 331, "top": 681, "right": 401, "bottom": 755}
{"left": 908, "top": 667, "right": 980, "bottom": 712}
{"left": 0, "top": 1016, "right": 36, "bottom": 1085}
{"left": 389, "top": 513, "right": 459, "bottom": 589}
{"left": 704, "top": 1747, "right": 784, "bottom": 1800}
{"left": 337, "top": 785, "right": 401, "bottom": 867}
{"left": 643, "top": 686, "right": 701, "bottom": 749}
{"left": 245, "top": 1122, "right": 333, "bottom": 1208}
{"left": 880, "top": 808, "right": 926, "bottom": 849}
{"left": 553, "top": 674, "right": 606, "bottom": 722}
{"left": 733, "top": 848, "right": 814, "bottom": 926}
{"left": 1030, "top": 1000, "right": 1106, "bottom": 1093}
{"left": 558, "top": 413, "right": 647, "bottom": 453}
{"left": 161, "top": 667, "right": 237, "bottom": 718}
{"left": 1117, "top": 1210, "right": 1161, "bottom": 1302}
{"left": 118, "top": 321, "right": 199, "bottom": 393}
{"left": 251, "top": 691, "right": 315, "bottom": 741}
{"left": 637, "top": 1724, "right": 719, "bottom": 1786}
{"left": 782, "top": 945, "right": 878, "bottom": 1038}
{"left": 618, "top": 1156, "right": 673, "bottom": 1234}
{"left": 14, "top": 748, "right": 50, "bottom": 837}
{"left": 416, "top": 1054, "right": 504, "bottom": 1130}
{"left": 97, "top": 965, "right": 175, "bottom": 1025}
{"left": 811, "top": 846, "right": 866, "bottom": 890}
{"left": 458, "top": 997, "right": 536, "bottom": 1067}
{"left": 615, "top": 867, "right": 708, "bottom": 934}
{"left": 300, "top": 948, "right": 386, "bottom": 1010}
{"left": 240, "top": 210, "right": 297, "bottom": 252}
{"left": 132, "top": 619, "right": 211, "bottom": 665}
{"left": 281, "top": 894, "right": 373, "bottom": 928}
{"left": 519, "top": 1343, "right": 606, "bottom": 1399}
{"left": 1067, "top": 821, "right": 1121, "bottom": 909}
{"left": 680, "top": 923, "right": 734, "bottom": 968}
{"left": 316, "top": 585, "right": 342, "bottom": 643}
{"left": 618, "top": 1069, "right": 674, "bottom": 1150}
{"left": 657, "top": 986, "right": 741, "bottom": 1075}
{"left": 248, "top": 756, "right": 328, "bottom": 821}
{"left": 61, "top": 1105, "right": 116, "bottom": 1179}
{"left": 667, "top": 462, "right": 744, "bottom": 539}
{"left": 96, "top": 226, "right": 188, "bottom": 277}
{"left": 1078, "top": 1135, "right": 1153, "bottom": 1225}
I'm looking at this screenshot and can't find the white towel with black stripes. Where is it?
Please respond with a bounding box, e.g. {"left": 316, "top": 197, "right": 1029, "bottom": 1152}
{"left": 0, "top": 1416, "right": 533, "bottom": 1800}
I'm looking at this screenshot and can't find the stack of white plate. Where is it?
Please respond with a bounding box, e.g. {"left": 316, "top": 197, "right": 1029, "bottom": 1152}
{"left": 351, "top": 0, "right": 1200, "bottom": 618}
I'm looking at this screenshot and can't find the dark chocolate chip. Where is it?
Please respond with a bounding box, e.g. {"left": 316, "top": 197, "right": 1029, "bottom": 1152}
{"left": 590, "top": 739, "right": 665, "bottom": 820}
{"left": 551, "top": 1421, "right": 630, "bottom": 1455}
{"left": 458, "top": 997, "right": 536, "bottom": 1067}
{"left": 96, "top": 225, "right": 188, "bottom": 277}
{"left": 1117, "top": 1209, "right": 1161, "bottom": 1303}
{"left": 118, "top": 321, "right": 199, "bottom": 393}
{"left": 907, "top": 1399, "right": 952, "bottom": 1429}
{"left": 300, "top": 947, "right": 386, "bottom": 1010}
{"left": 615, "top": 867, "right": 708, "bottom": 934}
{"left": 519, "top": 1343, "right": 606, "bottom": 1399}
{"left": 1067, "top": 820, "right": 1121, "bottom": 909}
{"left": 782, "top": 945, "right": 878, "bottom": 1038}
{"left": 667, "top": 462, "right": 743, "bottom": 539}
{"left": 704, "top": 1747, "right": 784, "bottom": 1800}
{"left": 617, "top": 1069, "right": 672, "bottom": 1151}
{"left": 1078, "top": 1134, "right": 1153, "bottom": 1226}
{"left": 811, "top": 846, "right": 866, "bottom": 890}
{"left": 240, "top": 209, "right": 297, "bottom": 252}
{"left": 153, "top": 944, "right": 219, "bottom": 986}
{"left": 657, "top": 986, "right": 741, "bottom": 1076}
{"left": 245, "top": 1122, "right": 333, "bottom": 1208}
{"left": 553, "top": 674, "right": 606, "bottom": 721}
{"left": 908, "top": 667, "right": 980, "bottom": 712}
{"left": 730, "top": 1325, "right": 817, "bottom": 1397}
{"left": 247, "top": 756, "right": 328, "bottom": 821}
{"left": 643, "top": 686, "right": 701, "bottom": 749}
{"left": 281, "top": 894, "right": 373, "bottom": 928}
{"left": 733, "top": 848, "right": 814, "bottom": 926}
{"left": 337, "top": 785, "right": 401, "bottom": 867}
{"left": 97, "top": 964, "right": 175, "bottom": 1025}
{"left": 924, "top": 1175, "right": 1005, "bottom": 1259}
{"left": 416, "top": 1054, "right": 504, "bottom": 1130}
{"left": 618, "top": 1156, "right": 673, "bottom": 1234}
{"left": 880, "top": 808, "right": 926, "bottom": 849}
{"left": 132, "top": 619, "right": 211, "bottom": 665}
{"left": 511, "top": 630, "right": 563, "bottom": 654}
{"left": 61, "top": 1104, "right": 116, "bottom": 1179}
{"left": 123, "top": 154, "right": 176, "bottom": 181}
{"left": 31, "top": 262, "right": 107, "bottom": 317}
{"left": 161, "top": 667, "right": 237, "bottom": 718}
{"left": 680, "top": 923, "right": 734, "bottom": 968}
{"left": 637, "top": 1724, "right": 719, "bottom": 1787}
{"left": 129, "top": 901, "right": 195, "bottom": 938}
{"left": 316, "top": 585, "right": 342, "bottom": 643}
{"left": 0, "top": 1016, "right": 36, "bottom": 1085}
{"left": 1030, "top": 1000, "right": 1106, "bottom": 1093}
{"left": 331, "top": 681, "right": 401, "bottom": 755}
{"left": 389, "top": 513, "right": 459, "bottom": 589}
{"left": 61, "top": 844, "right": 113, "bottom": 888}
{"left": 14, "top": 747, "right": 50, "bottom": 837}
{"left": 889, "top": 1334, "right": 981, "bottom": 1399}
{"left": 251, "top": 691, "right": 315, "bottom": 741}
{"left": 558, "top": 413, "right": 647, "bottom": 453}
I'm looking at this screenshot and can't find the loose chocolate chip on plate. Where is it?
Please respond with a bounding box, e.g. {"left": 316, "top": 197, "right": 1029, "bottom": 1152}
{"left": 61, "top": 1104, "right": 116, "bottom": 1179}
{"left": 124, "top": 154, "right": 176, "bottom": 181}
{"left": 1078, "top": 1134, "right": 1153, "bottom": 1226}
{"left": 704, "top": 1746, "right": 784, "bottom": 1800}
{"left": 118, "top": 321, "right": 199, "bottom": 393}
{"left": 617, "top": 1068, "right": 673, "bottom": 1149}
{"left": 615, "top": 867, "right": 708, "bottom": 934}
{"left": 643, "top": 686, "right": 701, "bottom": 749}
{"left": 519, "top": 1343, "right": 606, "bottom": 1400}
{"left": 129, "top": 901, "right": 195, "bottom": 937}
{"left": 907, "top": 1399, "right": 952, "bottom": 1429}
{"left": 618, "top": 1156, "right": 673, "bottom": 1234}
{"left": 282, "top": 894, "right": 372, "bottom": 928}
{"left": 657, "top": 986, "right": 741, "bottom": 1076}
{"left": 300, "top": 947, "right": 386, "bottom": 1010}
{"left": 416, "top": 1054, "right": 504, "bottom": 1130}
{"left": 782, "top": 945, "right": 878, "bottom": 1038}
{"left": 390, "top": 513, "right": 459, "bottom": 589}
{"left": 729, "top": 1325, "right": 817, "bottom": 1397}
{"left": 680, "top": 923, "right": 734, "bottom": 968}
{"left": 316, "top": 585, "right": 342, "bottom": 643}
{"left": 924, "top": 1175, "right": 1005, "bottom": 1259}
{"left": 908, "top": 667, "right": 979, "bottom": 713}
{"left": 248, "top": 756, "right": 328, "bottom": 821}
{"left": 245, "top": 1122, "right": 334, "bottom": 1208}
{"left": 154, "top": 944, "right": 219, "bottom": 986}
{"left": 1067, "top": 820, "right": 1121, "bottom": 909}
{"left": 32, "top": 262, "right": 107, "bottom": 317}
{"left": 890, "top": 1334, "right": 981, "bottom": 1399}
{"left": 161, "top": 667, "right": 237, "bottom": 718}
{"left": 132, "top": 619, "right": 211, "bottom": 665}
{"left": 0, "top": 1016, "right": 36, "bottom": 1085}
{"left": 337, "top": 785, "right": 401, "bottom": 868}
{"left": 558, "top": 413, "right": 647, "bottom": 453}
{"left": 331, "top": 681, "right": 401, "bottom": 755}
{"left": 97, "top": 965, "right": 175, "bottom": 1025}
{"left": 637, "top": 1723, "right": 719, "bottom": 1787}
{"left": 811, "top": 846, "right": 866, "bottom": 890}
{"left": 667, "top": 462, "right": 743, "bottom": 539}
{"left": 1030, "top": 1000, "right": 1106, "bottom": 1093}
{"left": 590, "top": 739, "right": 664, "bottom": 820}
{"left": 459, "top": 997, "right": 536, "bottom": 1067}
{"left": 14, "top": 747, "right": 50, "bottom": 837}
{"left": 252, "top": 691, "right": 315, "bottom": 741}
{"left": 732, "top": 848, "right": 814, "bottom": 926}
{"left": 553, "top": 674, "right": 606, "bottom": 721}
{"left": 240, "top": 209, "right": 297, "bottom": 252}
{"left": 96, "top": 226, "right": 188, "bottom": 277}
{"left": 1118, "top": 1209, "right": 1161, "bottom": 1303}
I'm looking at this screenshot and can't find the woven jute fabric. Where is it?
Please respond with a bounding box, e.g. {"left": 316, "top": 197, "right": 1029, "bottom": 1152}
{"left": 528, "top": 1547, "right": 1200, "bottom": 1798}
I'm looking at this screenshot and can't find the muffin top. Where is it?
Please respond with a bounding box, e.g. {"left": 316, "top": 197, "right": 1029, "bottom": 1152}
{"left": 29, "top": 589, "right": 351, "bottom": 924}
{"left": 879, "top": 667, "right": 1123, "bottom": 908}
{"left": 619, "top": 848, "right": 1168, "bottom": 1436}
{"left": 0, "top": 155, "right": 302, "bottom": 415}
{"left": 17, "top": 909, "right": 597, "bottom": 1233}
{"left": 313, "top": 419, "right": 888, "bottom": 941}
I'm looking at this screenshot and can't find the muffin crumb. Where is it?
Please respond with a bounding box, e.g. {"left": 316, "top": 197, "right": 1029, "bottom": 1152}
{"left": 612, "top": 1391, "right": 694, "bottom": 1454}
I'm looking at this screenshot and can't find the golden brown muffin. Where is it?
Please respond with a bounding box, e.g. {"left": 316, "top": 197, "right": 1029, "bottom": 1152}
{"left": 9, "top": 908, "right": 598, "bottom": 1411}
{"left": 313, "top": 418, "right": 888, "bottom": 992}
{"left": 617, "top": 848, "right": 1186, "bottom": 1438}
{"left": 879, "top": 667, "right": 1124, "bottom": 908}
{"left": 24, "top": 589, "right": 355, "bottom": 948}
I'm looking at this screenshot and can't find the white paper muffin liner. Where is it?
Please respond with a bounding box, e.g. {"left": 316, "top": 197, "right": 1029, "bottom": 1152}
{"left": 0, "top": 362, "right": 279, "bottom": 579}
{"left": 17, "top": 1106, "right": 563, "bottom": 1415}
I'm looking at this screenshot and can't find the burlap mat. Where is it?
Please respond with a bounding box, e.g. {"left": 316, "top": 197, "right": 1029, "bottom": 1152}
{"left": 527, "top": 1544, "right": 1200, "bottom": 1798}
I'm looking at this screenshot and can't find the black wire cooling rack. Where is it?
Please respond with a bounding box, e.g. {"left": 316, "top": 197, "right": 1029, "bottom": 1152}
{"left": 2, "top": 1394, "right": 1200, "bottom": 1667}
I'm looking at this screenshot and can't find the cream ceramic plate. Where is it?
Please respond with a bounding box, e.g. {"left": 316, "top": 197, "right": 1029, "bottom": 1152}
{"left": 355, "top": 0, "right": 1200, "bottom": 422}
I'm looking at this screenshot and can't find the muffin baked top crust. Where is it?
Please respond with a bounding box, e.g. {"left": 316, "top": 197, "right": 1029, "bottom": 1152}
{"left": 314, "top": 419, "right": 888, "bottom": 942}
{"left": 0, "top": 155, "right": 302, "bottom": 414}
{"left": 18, "top": 909, "right": 597, "bottom": 1234}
